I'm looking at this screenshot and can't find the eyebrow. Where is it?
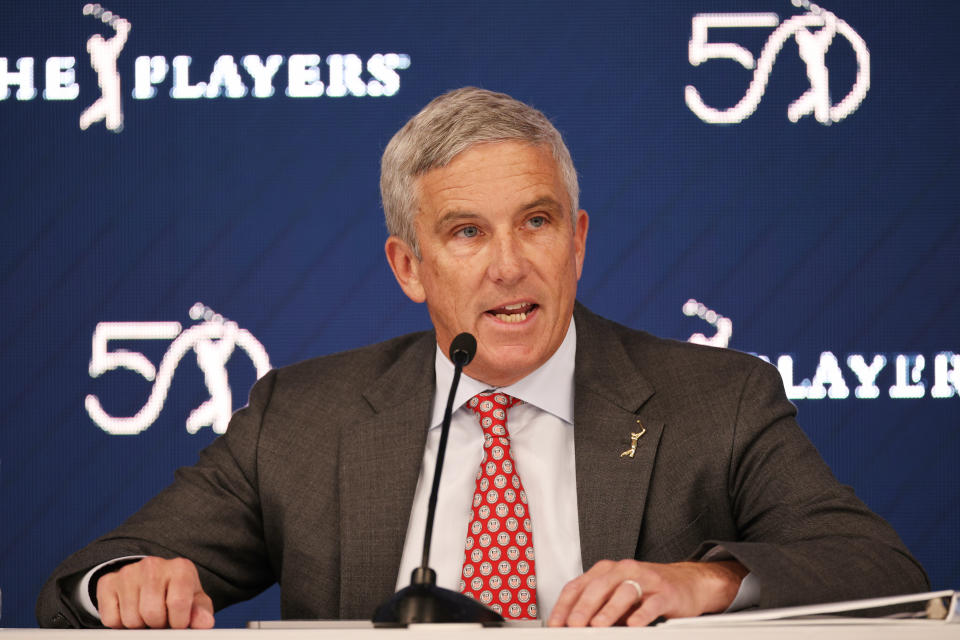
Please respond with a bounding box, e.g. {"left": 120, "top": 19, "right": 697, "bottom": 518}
{"left": 520, "top": 196, "right": 564, "bottom": 213}
{"left": 433, "top": 196, "right": 565, "bottom": 232}
{"left": 432, "top": 210, "right": 482, "bottom": 234}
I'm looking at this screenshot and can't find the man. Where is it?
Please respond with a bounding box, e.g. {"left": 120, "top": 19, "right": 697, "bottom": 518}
{"left": 37, "top": 88, "right": 928, "bottom": 629}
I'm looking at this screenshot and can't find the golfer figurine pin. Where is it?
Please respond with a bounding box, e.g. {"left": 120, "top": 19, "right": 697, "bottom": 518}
{"left": 620, "top": 421, "right": 646, "bottom": 458}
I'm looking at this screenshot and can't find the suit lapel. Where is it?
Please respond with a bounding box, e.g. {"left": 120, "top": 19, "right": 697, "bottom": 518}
{"left": 572, "top": 305, "right": 664, "bottom": 570}
{"left": 338, "top": 332, "right": 436, "bottom": 617}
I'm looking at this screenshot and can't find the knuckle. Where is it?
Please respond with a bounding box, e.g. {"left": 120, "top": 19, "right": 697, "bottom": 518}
{"left": 100, "top": 609, "right": 120, "bottom": 628}
{"left": 168, "top": 615, "right": 189, "bottom": 630}
{"left": 140, "top": 606, "right": 166, "bottom": 628}
{"left": 616, "top": 558, "right": 635, "bottom": 570}
{"left": 96, "top": 572, "right": 117, "bottom": 593}
{"left": 169, "top": 557, "right": 196, "bottom": 576}
{"left": 648, "top": 570, "right": 667, "bottom": 590}
{"left": 557, "top": 580, "right": 583, "bottom": 601}
{"left": 627, "top": 611, "right": 652, "bottom": 627}
{"left": 134, "top": 556, "right": 162, "bottom": 579}
{"left": 644, "top": 592, "right": 668, "bottom": 612}
{"left": 559, "top": 578, "right": 580, "bottom": 593}
{"left": 137, "top": 591, "right": 166, "bottom": 627}
{"left": 593, "top": 559, "right": 615, "bottom": 572}
{"left": 166, "top": 589, "right": 192, "bottom": 609}
{"left": 119, "top": 610, "right": 144, "bottom": 629}
{"left": 594, "top": 604, "right": 622, "bottom": 626}
{"left": 168, "top": 573, "right": 197, "bottom": 593}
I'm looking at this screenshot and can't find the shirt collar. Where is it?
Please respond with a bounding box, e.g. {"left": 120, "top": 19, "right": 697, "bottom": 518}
{"left": 430, "top": 318, "right": 577, "bottom": 428}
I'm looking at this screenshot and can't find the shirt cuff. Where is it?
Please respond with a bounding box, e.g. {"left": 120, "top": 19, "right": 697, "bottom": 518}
{"left": 726, "top": 572, "right": 759, "bottom": 611}
{"left": 73, "top": 556, "right": 146, "bottom": 621}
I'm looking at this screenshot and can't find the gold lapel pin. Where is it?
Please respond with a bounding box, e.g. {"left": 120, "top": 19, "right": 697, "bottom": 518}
{"left": 620, "top": 421, "right": 646, "bottom": 458}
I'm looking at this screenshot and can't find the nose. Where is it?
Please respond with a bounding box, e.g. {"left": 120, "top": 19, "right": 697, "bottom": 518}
{"left": 486, "top": 231, "right": 530, "bottom": 285}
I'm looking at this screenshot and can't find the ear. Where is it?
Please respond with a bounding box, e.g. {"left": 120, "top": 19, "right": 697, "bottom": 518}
{"left": 573, "top": 209, "right": 589, "bottom": 279}
{"left": 385, "top": 236, "right": 426, "bottom": 303}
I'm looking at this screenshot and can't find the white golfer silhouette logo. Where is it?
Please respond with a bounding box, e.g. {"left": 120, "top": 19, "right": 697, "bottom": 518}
{"left": 686, "top": 2, "right": 870, "bottom": 124}
{"left": 79, "top": 4, "right": 130, "bottom": 132}
{"left": 85, "top": 304, "right": 272, "bottom": 435}
{"left": 187, "top": 317, "right": 239, "bottom": 434}
{"left": 790, "top": 8, "right": 836, "bottom": 123}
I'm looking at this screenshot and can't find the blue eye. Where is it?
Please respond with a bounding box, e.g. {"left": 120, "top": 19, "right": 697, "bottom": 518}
{"left": 528, "top": 216, "right": 546, "bottom": 228}
{"left": 459, "top": 225, "right": 479, "bottom": 238}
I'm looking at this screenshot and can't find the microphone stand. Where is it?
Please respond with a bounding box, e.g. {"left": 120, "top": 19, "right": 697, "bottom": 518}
{"left": 372, "top": 334, "right": 504, "bottom": 626}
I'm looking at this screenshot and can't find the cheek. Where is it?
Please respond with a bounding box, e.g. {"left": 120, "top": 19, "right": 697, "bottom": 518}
{"left": 423, "top": 264, "right": 468, "bottom": 306}
{"left": 545, "top": 248, "right": 578, "bottom": 280}
{"left": 438, "top": 256, "right": 480, "bottom": 286}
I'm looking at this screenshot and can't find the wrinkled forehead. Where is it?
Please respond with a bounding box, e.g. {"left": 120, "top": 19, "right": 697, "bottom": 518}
{"left": 418, "top": 138, "right": 553, "bottom": 179}
{"left": 410, "top": 140, "right": 565, "bottom": 217}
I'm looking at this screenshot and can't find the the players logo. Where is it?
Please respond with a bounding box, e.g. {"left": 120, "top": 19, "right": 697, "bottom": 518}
{"left": 1, "top": 6, "right": 412, "bottom": 131}
{"left": 79, "top": 4, "right": 130, "bottom": 132}
{"left": 85, "top": 303, "right": 271, "bottom": 435}
{"left": 681, "top": 299, "right": 959, "bottom": 400}
{"left": 685, "top": 1, "right": 869, "bottom": 124}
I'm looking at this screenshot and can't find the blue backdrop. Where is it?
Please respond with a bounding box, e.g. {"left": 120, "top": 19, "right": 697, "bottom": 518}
{"left": 1, "top": 0, "right": 957, "bottom": 627}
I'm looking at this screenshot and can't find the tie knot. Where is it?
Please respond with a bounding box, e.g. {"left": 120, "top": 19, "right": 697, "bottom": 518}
{"left": 468, "top": 392, "right": 520, "bottom": 435}
{"left": 468, "top": 392, "right": 520, "bottom": 413}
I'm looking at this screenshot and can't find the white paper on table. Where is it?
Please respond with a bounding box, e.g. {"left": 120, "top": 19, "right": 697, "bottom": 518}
{"left": 661, "top": 590, "right": 958, "bottom": 626}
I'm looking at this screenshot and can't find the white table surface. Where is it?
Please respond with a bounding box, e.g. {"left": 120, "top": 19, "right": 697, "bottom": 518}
{"left": 1, "top": 620, "right": 957, "bottom": 639}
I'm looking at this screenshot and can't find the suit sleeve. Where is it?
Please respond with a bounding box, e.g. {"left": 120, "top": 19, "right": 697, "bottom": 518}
{"left": 35, "top": 370, "right": 280, "bottom": 628}
{"left": 696, "top": 359, "right": 929, "bottom": 609}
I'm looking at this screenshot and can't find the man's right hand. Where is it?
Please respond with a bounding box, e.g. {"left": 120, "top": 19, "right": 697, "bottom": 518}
{"left": 95, "top": 556, "right": 215, "bottom": 629}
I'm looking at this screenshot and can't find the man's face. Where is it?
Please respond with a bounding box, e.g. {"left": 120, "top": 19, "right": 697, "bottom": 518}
{"left": 385, "top": 141, "right": 589, "bottom": 386}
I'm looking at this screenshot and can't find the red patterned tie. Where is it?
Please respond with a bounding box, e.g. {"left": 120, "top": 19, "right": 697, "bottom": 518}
{"left": 458, "top": 391, "right": 538, "bottom": 619}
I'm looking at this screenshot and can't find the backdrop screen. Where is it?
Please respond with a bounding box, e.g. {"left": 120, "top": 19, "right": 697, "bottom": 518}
{"left": 1, "top": 0, "right": 957, "bottom": 627}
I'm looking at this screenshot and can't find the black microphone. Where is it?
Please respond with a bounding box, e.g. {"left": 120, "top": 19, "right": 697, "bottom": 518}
{"left": 420, "top": 333, "right": 476, "bottom": 569}
{"left": 449, "top": 332, "right": 477, "bottom": 367}
{"left": 373, "top": 333, "right": 504, "bottom": 626}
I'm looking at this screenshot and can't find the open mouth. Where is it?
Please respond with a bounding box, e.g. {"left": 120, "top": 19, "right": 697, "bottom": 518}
{"left": 486, "top": 302, "right": 538, "bottom": 323}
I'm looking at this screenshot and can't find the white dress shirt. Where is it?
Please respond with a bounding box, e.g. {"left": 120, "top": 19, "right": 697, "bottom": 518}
{"left": 395, "top": 320, "right": 582, "bottom": 621}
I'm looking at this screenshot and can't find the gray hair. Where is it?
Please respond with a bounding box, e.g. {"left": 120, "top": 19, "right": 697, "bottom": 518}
{"left": 380, "top": 87, "right": 579, "bottom": 255}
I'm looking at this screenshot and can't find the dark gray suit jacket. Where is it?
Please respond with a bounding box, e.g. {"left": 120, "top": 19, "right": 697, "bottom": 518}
{"left": 37, "top": 304, "right": 928, "bottom": 627}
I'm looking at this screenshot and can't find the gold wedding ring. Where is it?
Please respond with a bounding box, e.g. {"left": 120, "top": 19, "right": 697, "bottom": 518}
{"left": 622, "top": 579, "right": 643, "bottom": 602}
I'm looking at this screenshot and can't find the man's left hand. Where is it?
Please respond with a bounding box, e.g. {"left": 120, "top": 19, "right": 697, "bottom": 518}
{"left": 547, "top": 559, "right": 748, "bottom": 627}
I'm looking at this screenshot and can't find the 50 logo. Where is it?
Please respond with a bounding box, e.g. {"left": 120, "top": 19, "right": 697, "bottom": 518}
{"left": 686, "top": 2, "right": 869, "bottom": 124}
{"left": 85, "top": 303, "right": 271, "bottom": 435}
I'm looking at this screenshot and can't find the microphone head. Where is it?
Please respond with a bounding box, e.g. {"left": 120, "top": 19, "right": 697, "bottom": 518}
{"left": 449, "top": 333, "right": 477, "bottom": 367}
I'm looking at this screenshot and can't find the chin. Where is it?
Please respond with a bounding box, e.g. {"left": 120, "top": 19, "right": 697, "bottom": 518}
{"left": 471, "top": 349, "right": 541, "bottom": 386}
